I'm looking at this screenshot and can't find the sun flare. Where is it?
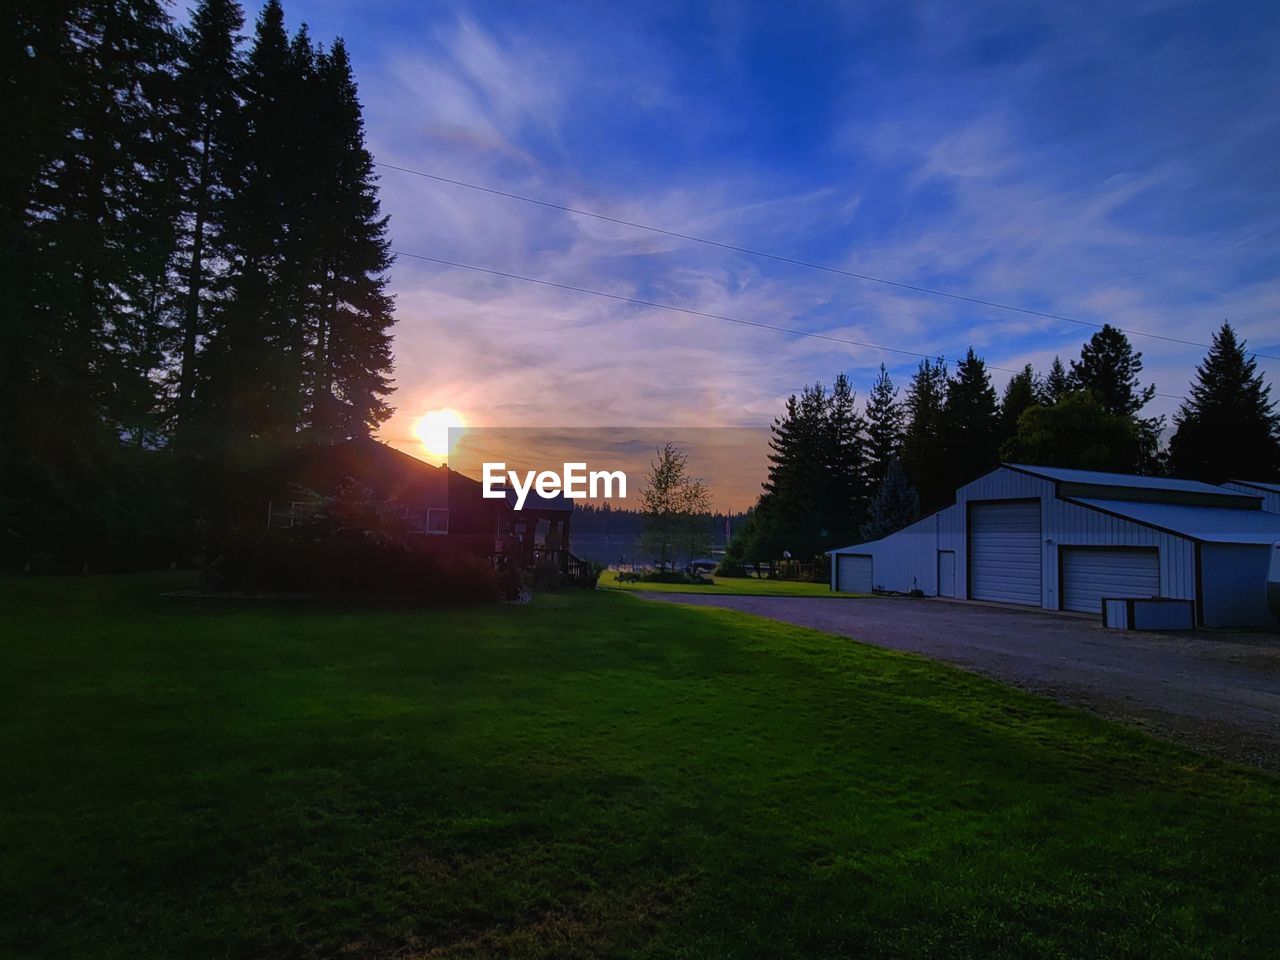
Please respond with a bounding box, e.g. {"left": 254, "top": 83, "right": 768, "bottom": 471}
{"left": 412, "top": 408, "right": 467, "bottom": 461}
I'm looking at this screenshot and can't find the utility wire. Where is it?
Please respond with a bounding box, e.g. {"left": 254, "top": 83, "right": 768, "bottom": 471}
{"left": 375, "top": 160, "right": 1278, "bottom": 363}
{"left": 392, "top": 249, "right": 1186, "bottom": 401}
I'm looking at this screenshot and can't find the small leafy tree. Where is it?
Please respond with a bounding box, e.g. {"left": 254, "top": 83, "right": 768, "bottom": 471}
{"left": 639, "top": 443, "right": 712, "bottom": 569}
{"left": 1002, "top": 392, "right": 1141, "bottom": 472}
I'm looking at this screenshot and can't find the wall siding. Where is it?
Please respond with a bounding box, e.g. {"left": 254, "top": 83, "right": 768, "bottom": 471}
{"left": 1199, "top": 542, "right": 1274, "bottom": 627}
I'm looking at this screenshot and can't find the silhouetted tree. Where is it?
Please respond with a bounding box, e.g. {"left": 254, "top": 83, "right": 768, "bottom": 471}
{"left": 1070, "top": 324, "right": 1162, "bottom": 469}
{"left": 1043, "top": 356, "right": 1071, "bottom": 405}
{"left": 302, "top": 40, "right": 395, "bottom": 441}
{"left": 172, "top": 0, "right": 245, "bottom": 448}
{"left": 865, "top": 363, "right": 904, "bottom": 491}
{"left": 900, "top": 357, "right": 949, "bottom": 513}
{"left": 1000, "top": 363, "right": 1041, "bottom": 443}
{"left": 1169, "top": 322, "right": 1280, "bottom": 481}
{"left": 941, "top": 348, "right": 1000, "bottom": 491}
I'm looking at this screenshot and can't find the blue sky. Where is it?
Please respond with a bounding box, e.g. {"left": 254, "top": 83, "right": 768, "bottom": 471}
{"left": 205, "top": 0, "right": 1280, "bottom": 452}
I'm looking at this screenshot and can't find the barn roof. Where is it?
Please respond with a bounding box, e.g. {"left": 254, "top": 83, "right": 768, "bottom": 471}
{"left": 1229, "top": 479, "right": 1280, "bottom": 494}
{"left": 1006, "top": 463, "right": 1242, "bottom": 498}
{"left": 1067, "top": 498, "right": 1280, "bottom": 545}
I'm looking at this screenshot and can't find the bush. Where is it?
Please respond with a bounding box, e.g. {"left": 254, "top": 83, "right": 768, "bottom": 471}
{"left": 637, "top": 570, "right": 711, "bottom": 586}
{"left": 210, "top": 528, "right": 502, "bottom": 601}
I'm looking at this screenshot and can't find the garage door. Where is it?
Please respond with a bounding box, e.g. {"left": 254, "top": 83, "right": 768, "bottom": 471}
{"left": 969, "top": 501, "right": 1041, "bottom": 605}
{"left": 836, "top": 554, "right": 872, "bottom": 593}
{"left": 1061, "top": 548, "right": 1159, "bottom": 614}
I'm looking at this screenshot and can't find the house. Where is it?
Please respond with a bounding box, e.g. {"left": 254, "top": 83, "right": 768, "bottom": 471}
{"left": 829, "top": 464, "right": 1280, "bottom": 627}
{"left": 221, "top": 436, "right": 577, "bottom": 568}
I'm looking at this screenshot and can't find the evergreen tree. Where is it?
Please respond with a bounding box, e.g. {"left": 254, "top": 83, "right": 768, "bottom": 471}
{"left": 1070, "top": 325, "right": 1161, "bottom": 470}
{"left": 756, "top": 383, "right": 828, "bottom": 561}
{"left": 900, "top": 357, "right": 949, "bottom": 513}
{"left": 303, "top": 39, "right": 395, "bottom": 440}
{"left": 1043, "top": 356, "right": 1071, "bottom": 405}
{"left": 860, "top": 458, "right": 920, "bottom": 541}
{"left": 1169, "top": 323, "right": 1280, "bottom": 482}
{"left": 865, "top": 363, "right": 904, "bottom": 491}
{"left": 940, "top": 348, "right": 1000, "bottom": 492}
{"left": 199, "top": 0, "right": 298, "bottom": 465}
{"left": 823, "top": 372, "right": 869, "bottom": 545}
{"left": 3, "top": 0, "right": 181, "bottom": 558}
{"left": 1000, "top": 364, "right": 1041, "bottom": 443}
{"left": 1070, "top": 324, "right": 1156, "bottom": 417}
{"left": 172, "top": 0, "right": 244, "bottom": 448}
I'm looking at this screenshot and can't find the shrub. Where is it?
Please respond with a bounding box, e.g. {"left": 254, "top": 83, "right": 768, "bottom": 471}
{"left": 211, "top": 528, "right": 502, "bottom": 601}
{"left": 638, "top": 570, "right": 710, "bottom": 586}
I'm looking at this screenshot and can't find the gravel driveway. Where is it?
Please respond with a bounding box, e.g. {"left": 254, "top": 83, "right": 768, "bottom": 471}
{"left": 637, "top": 592, "right": 1280, "bottom": 770}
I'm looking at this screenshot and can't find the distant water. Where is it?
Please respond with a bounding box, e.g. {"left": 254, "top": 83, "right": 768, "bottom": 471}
{"left": 570, "top": 533, "right": 728, "bottom": 566}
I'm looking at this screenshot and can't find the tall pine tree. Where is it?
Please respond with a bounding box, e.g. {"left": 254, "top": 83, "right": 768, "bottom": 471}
{"left": 864, "top": 363, "right": 904, "bottom": 491}
{"left": 172, "top": 0, "right": 244, "bottom": 448}
{"left": 1169, "top": 323, "right": 1280, "bottom": 481}
{"left": 1070, "top": 324, "right": 1161, "bottom": 471}
{"left": 941, "top": 348, "right": 1000, "bottom": 491}
{"left": 1000, "top": 363, "right": 1041, "bottom": 443}
{"left": 1043, "top": 356, "right": 1071, "bottom": 405}
{"left": 303, "top": 38, "right": 395, "bottom": 440}
{"left": 901, "top": 358, "right": 949, "bottom": 513}
{"left": 1070, "top": 324, "right": 1156, "bottom": 417}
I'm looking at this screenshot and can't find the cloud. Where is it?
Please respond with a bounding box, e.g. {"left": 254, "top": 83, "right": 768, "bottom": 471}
{"left": 273, "top": 0, "right": 1280, "bottom": 495}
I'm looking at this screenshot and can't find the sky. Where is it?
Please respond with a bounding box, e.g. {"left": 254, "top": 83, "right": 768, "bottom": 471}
{"left": 193, "top": 0, "right": 1279, "bottom": 494}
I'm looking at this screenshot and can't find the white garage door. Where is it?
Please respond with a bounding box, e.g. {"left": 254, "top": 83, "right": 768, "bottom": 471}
{"left": 836, "top": 554, "right": 872, "bottom": 593}
{"left": 969, "top": 501, "right": 1041, "bottom": 605}
{"left": 1061, "top": 548, "right": 1160, "bottom": 614}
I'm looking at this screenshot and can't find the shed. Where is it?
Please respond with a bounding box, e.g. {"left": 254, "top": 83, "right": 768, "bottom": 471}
{"left": 829, "top": 464, "right": 1279, "bottom": 627}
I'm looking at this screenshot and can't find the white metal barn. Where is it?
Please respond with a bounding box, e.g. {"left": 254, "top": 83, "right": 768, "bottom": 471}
{"left": 829, "top": 464, "right": 1280, "bottom": 627}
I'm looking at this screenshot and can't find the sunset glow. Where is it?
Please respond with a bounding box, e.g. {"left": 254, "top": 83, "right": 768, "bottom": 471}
{"left": 412, "top": 408, "right": 466, "bottom": 461}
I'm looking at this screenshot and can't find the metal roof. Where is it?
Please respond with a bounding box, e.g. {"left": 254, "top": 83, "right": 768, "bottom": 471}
{"left": 1229, "top": 479, "right": 1280, "bottom": 494}
{"left": 1069, "top": 498, "right": 1280, "bottom": 545}
{"left": 1006, "top": 463, "right": 1238, "bottom": 497}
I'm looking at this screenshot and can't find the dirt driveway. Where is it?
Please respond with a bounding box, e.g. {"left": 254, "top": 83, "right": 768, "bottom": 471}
{"left": 638, "top": 592, "right": 1280, "bottom": 770}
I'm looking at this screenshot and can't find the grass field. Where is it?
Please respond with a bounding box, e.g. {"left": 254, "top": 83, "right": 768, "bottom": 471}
{"left": 2, "top": 575, "right": 1278, "bottom": 959}
{"left": 598, "top": 569, "right": 859, "bottom": 596}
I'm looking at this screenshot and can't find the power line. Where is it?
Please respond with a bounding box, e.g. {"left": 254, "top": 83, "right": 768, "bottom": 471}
{"left": 375, "top": 160, "right": 1278, "bottom": 363}
{"left": 392, "top": 248, "right": 1186, "bottom": 401}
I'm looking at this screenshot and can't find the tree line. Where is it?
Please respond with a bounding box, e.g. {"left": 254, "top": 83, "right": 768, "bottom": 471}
{"left": 727, "top": 322, "right": 1280, "bottom": 570}
{"left": 2, "top": 0, "right": 394, "bottom": 564}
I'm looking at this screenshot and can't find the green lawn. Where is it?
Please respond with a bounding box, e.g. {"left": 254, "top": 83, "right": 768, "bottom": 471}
{"left": 2, "top": 576, "right": 1278, "bottom": 959}
{"left": 599, "top": 569, "right": 858, "bottom": 596}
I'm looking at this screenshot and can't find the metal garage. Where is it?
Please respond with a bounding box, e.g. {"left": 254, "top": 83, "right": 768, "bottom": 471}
{"left": 829, "top": 464, "right": 1280, "bottom": 627}
{"left": 836, "top": 554, "right": 872, "bottom": 593}
{"left": 968, "top": 500, "right": 1041, "bottom": 605}
{"left": 1061, "top": 547, "right": 1159, "bottom": 614}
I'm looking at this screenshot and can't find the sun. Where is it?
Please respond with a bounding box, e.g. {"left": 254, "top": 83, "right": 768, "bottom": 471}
{"left": 412, "top": 408, "right": 467, "bottom": 461}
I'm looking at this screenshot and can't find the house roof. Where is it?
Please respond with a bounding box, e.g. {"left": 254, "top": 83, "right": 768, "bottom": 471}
{"left": 1229, "top": 479, "right": 1280, "bottom": 494}
{"left": 1068, "top": 498, "right": 1280, "bottom": 545}
{"left": 1006, "top": 463, "right": 1239, "bottom": 498}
